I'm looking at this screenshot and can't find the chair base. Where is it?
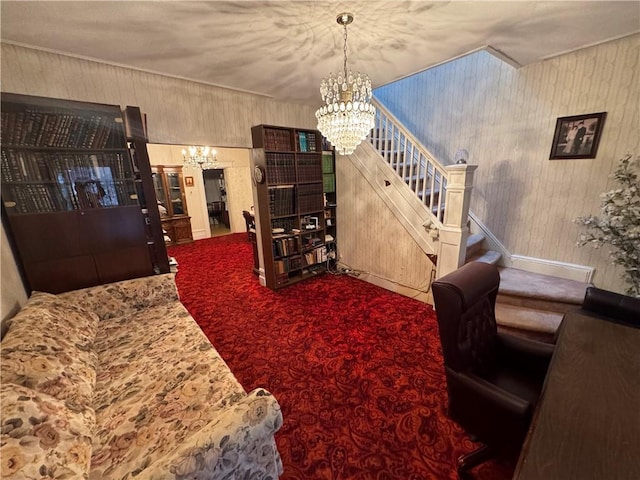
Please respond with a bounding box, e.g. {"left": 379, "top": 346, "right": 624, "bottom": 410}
{"left": 457, "top": 444, "right": 493, "bottom": 479}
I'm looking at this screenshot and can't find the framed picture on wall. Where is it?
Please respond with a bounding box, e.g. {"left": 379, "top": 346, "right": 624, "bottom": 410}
{"left": 185, "top": 176, "right": 194, "bottom": 187}
{"left": 549, "top": 112, "right": 606, "bottom": 159}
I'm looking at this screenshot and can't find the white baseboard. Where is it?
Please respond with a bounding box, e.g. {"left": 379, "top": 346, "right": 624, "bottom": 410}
{"left": 192, "top": 229, "right": 209, "bottom": 240}
{"left": 355, "top": 271, "right": 434, "bottom": 305}
{"left": 510, "top": 255, "right": 594, "bottom": 283}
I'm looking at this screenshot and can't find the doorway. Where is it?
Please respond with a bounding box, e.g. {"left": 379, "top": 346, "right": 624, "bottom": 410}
{"left": 203, "top": 168, "right": 231, "bottom": 237}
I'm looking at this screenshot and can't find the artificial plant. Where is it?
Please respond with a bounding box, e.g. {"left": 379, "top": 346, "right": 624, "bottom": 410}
{"left": 575, "top": 154, "right": 640, "bottom": 297}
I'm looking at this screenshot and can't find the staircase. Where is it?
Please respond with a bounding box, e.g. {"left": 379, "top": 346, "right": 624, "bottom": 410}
{"left": 367, "top": 98, "right": 590, "bottom": 342}
{"left": 465, "top": 232, "right": 588, "bottom": 342}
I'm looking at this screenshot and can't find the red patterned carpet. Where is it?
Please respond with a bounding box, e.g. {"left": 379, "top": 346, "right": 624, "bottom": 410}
{"left": 168, "top": 234, "right": 513, "bottom": 480}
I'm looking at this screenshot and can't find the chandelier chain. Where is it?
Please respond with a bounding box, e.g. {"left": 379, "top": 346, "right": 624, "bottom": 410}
{"left": 343, "top": 21, "right": 348, "bottom": 79}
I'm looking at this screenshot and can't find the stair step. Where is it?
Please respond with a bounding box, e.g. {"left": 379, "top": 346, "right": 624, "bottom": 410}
{"left": 466, "top": 233, "right": 485, "bottom": 259}
{"left": 467, "top": 249, "right": 502, "bottom": 264}
{"left": 416, "top": 188, "right": 440, "bottom": 199}
{"left": 495, "top": 303, "right": 564, "bottom": 334}
{"left": 497, "top": 267, "right": 589, "bottom": 313}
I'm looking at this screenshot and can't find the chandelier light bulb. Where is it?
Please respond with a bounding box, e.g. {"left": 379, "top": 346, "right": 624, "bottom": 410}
{"left": 182, "top": 146, "right": 219, "bottom": 170}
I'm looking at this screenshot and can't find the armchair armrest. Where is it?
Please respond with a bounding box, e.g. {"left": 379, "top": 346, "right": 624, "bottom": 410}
{"left": 496, "top": 332, "right": 554, "bottom": 380}
{"left": 497, "top": 332, "right": 554, "bottom": 358}
{"left": 446, "top": 368, "right": 533, "bottom": 447}
{"left": 448, "top": 369, "right": 531, "bottom": 418}
{"left": 142, "top": 388, "right": 283, "bottom": 479}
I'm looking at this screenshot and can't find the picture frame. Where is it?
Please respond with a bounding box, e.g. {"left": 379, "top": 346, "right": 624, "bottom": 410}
{"left": 549, "top": 112, "right": 606, "bottom": 160}
{"left": 185, "top": 176, "right": 194, "bottom": 187}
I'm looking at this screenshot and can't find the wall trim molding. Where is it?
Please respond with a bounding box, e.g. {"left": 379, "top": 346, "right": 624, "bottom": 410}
{"left": 510, "top": 255, "right": 595, "bottom": 283}
{"left": 192, "top": 228, "right": 209, "bottom": 241}
{"left": 468, "top": 212, "right": 594, "bottom": 283}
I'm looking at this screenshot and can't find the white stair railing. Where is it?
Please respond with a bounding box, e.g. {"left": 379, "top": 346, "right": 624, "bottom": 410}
{"left": 370, "top": 101, "right": 451, "bottom": 225}
{"left": 370, "top": 98, "right": 477, "bottom": 277}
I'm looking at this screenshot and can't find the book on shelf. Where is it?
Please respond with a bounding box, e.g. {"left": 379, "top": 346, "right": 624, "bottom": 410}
{"left": 263, "top": 127, "right": 292, "bottom": 152}
{"left": 273, "top": 236, "right": 300, "bottom": 258}
{"left": 323, "top": 174, "right": 336, "bottom": 193}
{"left": 266, "top": 153, "right": 296, "bottom": 184}
{"left": 297, "top": 182, "right": 324, "bottom": 213}
{"left": 297, "top": 154, "right": 322, "bottom": 183}
{"left": 302, "top": 246, "right": 327, "bottom": 266}
{"left": 322, "top": 153, "right": 334, "bottom": 173}
{"left": 268, "top": 185, "right": 296, "bottom": 217}
{"left": 1, "top": 109, "right": 119, "bottom": 149}
{"left": 298, "top": 132, "right": 308, "bottom": 152}
{"left": 274, "top": 254, "right": 303, "bottom": 274}
{"left": 306, "top": 132, "right": 317, "bottom": 151}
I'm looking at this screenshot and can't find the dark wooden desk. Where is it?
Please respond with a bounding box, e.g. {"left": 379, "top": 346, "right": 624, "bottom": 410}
{"left": 513, "top": 312, "right": 640, "bottom": 479}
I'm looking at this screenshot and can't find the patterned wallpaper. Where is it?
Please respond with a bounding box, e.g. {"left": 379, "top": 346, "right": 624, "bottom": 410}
{"left": 375, "top": 34, "right": 640, "bottom": 293}
{"left": 0, "top": 43, "right": 318, "bottom": 147}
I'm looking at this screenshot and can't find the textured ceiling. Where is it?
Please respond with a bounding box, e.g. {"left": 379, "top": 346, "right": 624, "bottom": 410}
{"left": 1, "top": 1, "right": 639, "bottom": 105}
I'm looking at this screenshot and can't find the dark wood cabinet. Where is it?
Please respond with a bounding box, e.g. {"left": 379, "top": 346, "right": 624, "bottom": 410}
{"left": 151, "top": 165, "right": 193, "bottom": 245}
{"left": 1, "top": 93, "right": 169, "bottom": 293}
{"left": 251, "top": 124, "right": 329, "bottom": 290}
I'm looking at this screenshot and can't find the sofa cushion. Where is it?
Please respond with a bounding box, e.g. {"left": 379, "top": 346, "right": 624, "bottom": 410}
{"left": 0, "top": 383, "right": 95, "bottom": 479}
{"left": 1, "top": 293, "right": 98, "bottom": 409}
{"left": 28, "top": 292, "right": 99, "bottom": 340}
{"left": 58, "top": 273, "right": 180, "bottom": 321}
{"left": 89, "top": 303, "right": 247, "bottom": 479}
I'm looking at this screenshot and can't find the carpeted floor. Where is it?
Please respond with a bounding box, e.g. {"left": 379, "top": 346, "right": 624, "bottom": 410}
{"left": 168, "top": 234, "right": 514, "bottom": 479}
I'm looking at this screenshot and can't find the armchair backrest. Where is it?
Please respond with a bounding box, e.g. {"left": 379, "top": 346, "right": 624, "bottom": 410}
{"left": 432, "top": 262, "right": 500, "bottom": 374}
{"left": 242, "top": 210, "right": 255, "bottom": 230}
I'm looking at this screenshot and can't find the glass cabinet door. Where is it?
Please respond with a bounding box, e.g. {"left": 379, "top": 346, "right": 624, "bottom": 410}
{"left": 151, "top": 165, "right": 188, "bottom": 218}
{"left": 152, "top": 171, "right": 169, "bottom": 217}
{"left": 167, "top": 172, "right": 185, "bottom": 215}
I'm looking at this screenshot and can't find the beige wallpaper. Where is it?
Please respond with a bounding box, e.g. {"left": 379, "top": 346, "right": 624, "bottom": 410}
{"left": 375, "top": 34, "right": 640, "bottom": 293}
{"left": 0, "top": 43, "right": 318, "bottom": 147}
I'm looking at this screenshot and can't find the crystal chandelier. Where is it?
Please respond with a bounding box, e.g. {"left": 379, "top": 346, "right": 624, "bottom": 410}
{"left": 182, "top": 146, "right": 219, "bottom": 170}
{"left": 316, "top": 13, "right": 375, "bottom": 155}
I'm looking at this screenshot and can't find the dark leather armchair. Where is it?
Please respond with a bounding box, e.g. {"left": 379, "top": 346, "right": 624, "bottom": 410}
{"left": 432, "top": 262, "right": 554, "bottom": 477}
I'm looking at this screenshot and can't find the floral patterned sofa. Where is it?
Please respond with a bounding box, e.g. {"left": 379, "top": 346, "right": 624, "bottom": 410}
{"left": 1, "top": 273, "right": 283, "bottom": 479}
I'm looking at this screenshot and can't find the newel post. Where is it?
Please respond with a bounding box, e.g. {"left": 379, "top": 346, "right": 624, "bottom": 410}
{"left": 436, "top": 163, "right": 478, "bottom": 279}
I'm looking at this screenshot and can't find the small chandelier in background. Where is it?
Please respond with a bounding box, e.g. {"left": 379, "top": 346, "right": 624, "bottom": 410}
{"left": 316, "top": 12, "right": 376, "bottom": 156}
{"left": 182, "top": 146, "right": 219, "bottom": 170}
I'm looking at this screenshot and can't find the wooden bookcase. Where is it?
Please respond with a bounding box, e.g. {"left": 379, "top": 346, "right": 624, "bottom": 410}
{"left": 251, "top": 124, "right": 329, "bottom": 289}
{"left": 151, "top": 165, "right": 193, "bottom": 245}
{"left": 1, "top": 93, "right": 169, "bottom": 294}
